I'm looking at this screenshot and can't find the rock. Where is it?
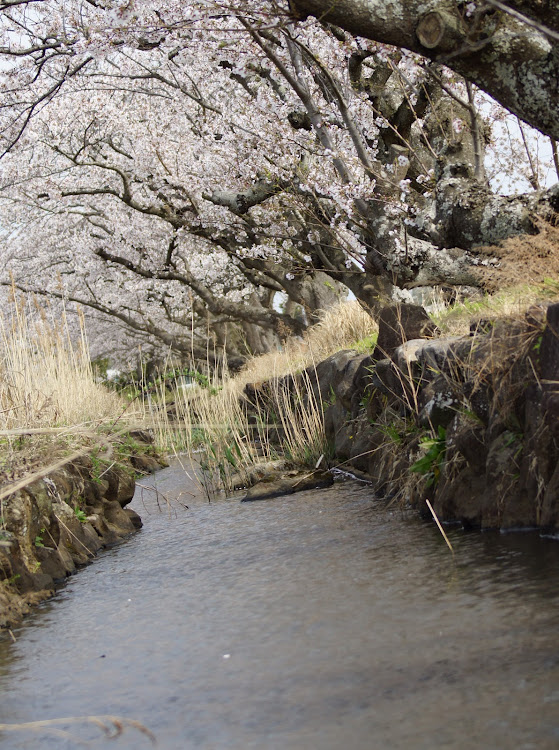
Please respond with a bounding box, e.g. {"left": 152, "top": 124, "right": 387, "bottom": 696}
{"left": 241, "top": 470, "right": 333, "bottom": 501}
{"left": 86, "top": 513, "right": 123, "bottom": 547}
{"left": 447, "top": 335, "right": 477, "bottom": 364}
{"left": 124, "top": 508, "right": 143, "bottom": 529}
{"left": 34, "top": 545, "right": 70, "bottom": 584}
{"left": 130, "top": 454, "right": 161, "bottom": 474}
{"left": 53, "top": 501, "right": 102, "bottom": 564}
{"left": 539, "top": 302, "right": 559, "bottom": 438}
{"left": 462, "top": 379, "right": 491, "bottom": 425}
{"left": 474, "top": 431, "right": 523, "bottom": 529}
{"left": 349, "top": 354, "right": 376, "bottom": 416}
{"left": 104, "top": 464, "right": 137, "bottom": 507}
{"left": 0, "top": 442, "right": 153, "bottom": 628}
{"left": 56, "top": 544, "right": 76, "bottom": 575}
{"left": 242, "top": 479, "right": 296, "bottom": 502}
{"left": 333, "top": 354, "right": 370, "bottom": 411}
{"left": 349, "top": 426, "right": 384, "bottom": 472}
{"left": 310, "top": 349, "right": 361, "bottom": 402}
{"left": 373, "top": 303, "right": 438, "bottom": 360}
{"left": 236, "top": 307, "right": 558, "bottom": 534}
{"left": 324, "top": 400, "right": 349, "bottom": 444}
{"left": 293, "top": 469, "right": 334, "bottom": 492}
{"left": 540, "top": 461, "right": 559, "bottom": 529}
{"left": 333, "top": 420, "right": 357, "bottom": 461}
{"left": 525, "top": 303, "right": 549, "bottom": 328}
{"left": 469, "top": 318, "right": 494, "bottom": 336}
{"left": 0, "top": 529, "right": 16, "bottom": 552}
{"left": 127, "top": 429, "right": 154, "bottom": 444}
{"left": 102, "top": 500, "right": 136, "bottom": 535}
{"left": 418, "top": 376, "right": 460, "bottom": 430}
{"left": 25, "top": 480, "right": 52, "bottom": 517}
{"left": 415, "top": 336, "right": 469, "bottom": 373}
{"left": 82, "top": 478, "right": 105, "bottom": 507}
{"left": 228, "top": 460, "right": 290, "bottom": 490}
{"left": 290, "top": 470, "right": 334, "bottom": 493}
{"left": 434, "top": 466, "right": 485, "bottom": 528}
{"left": 393, "top": 338, "right": 428, "bottom": 371}
{"left": 46, "top": 469, "right": 73, "bottom": 500}
{"left": 446, "top": 413, "right": 486, "bottom": 466}
{"left": 368, "top": 358, "right": 398, "bottom": 396}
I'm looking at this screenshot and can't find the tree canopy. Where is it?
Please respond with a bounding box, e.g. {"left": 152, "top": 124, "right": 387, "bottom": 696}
{"left": 0, "top": 1, "right": 557, "bottom": 365}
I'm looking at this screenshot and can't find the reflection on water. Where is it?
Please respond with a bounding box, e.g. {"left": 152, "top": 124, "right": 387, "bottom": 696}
{"left": 0, "top": 461, "right": 558, "bottom": 749}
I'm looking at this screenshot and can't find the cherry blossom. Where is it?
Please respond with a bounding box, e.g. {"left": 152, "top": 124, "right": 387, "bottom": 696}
{"left": 0, "top": 1, "right": 556, "bottom": 364}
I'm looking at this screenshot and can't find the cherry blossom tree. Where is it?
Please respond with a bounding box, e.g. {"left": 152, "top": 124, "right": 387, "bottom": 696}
{"left": 0, "top": 1, "right": 557, "bottom": 365}
{"left": 1, "top": 1, "right": 558, "bottom": 144}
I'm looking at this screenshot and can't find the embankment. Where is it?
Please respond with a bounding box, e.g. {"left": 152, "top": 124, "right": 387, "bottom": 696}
{"left": 0, "top": 431, "right": 165, "bottom": 629}
{"left": 245, "top": 302, "right": 559, "bottom": 532}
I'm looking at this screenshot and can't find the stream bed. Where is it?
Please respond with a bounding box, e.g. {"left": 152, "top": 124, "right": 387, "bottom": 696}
{"left": 1, "top": 461, "right": 559, "bottom": 749}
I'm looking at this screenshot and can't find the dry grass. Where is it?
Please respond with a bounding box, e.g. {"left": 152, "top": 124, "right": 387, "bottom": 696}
{"left": 0, "top": 297, "right": 125, "bottom": 430}
{"left": 237, "top": 299, "right": 377, "bottom": 388}
{"left": 475, "top": 220, "right": 559, "bottom": 292}
{"left": 0, "top": 295, "right": 131, "bottom": 484}
{"left": 149, "top": 370, "right": 266, "bottom": 498}
{"left": 148, "top": 358, "right": 327, "bottom": 498}
{"left": 0, "top": 298, "right": 373, "bottom": 497}
{"left": 267, "top": 367, "right": 326, "bottom": 467}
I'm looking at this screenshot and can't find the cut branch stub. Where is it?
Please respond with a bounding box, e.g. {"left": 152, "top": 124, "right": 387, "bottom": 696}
{"left": 416, "top": 11, "right": 465, "bottom": 52}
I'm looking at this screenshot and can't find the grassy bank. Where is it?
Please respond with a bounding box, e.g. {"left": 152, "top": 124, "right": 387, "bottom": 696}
{"left": 145, "top": 300, "right": 377, "bottom": 497}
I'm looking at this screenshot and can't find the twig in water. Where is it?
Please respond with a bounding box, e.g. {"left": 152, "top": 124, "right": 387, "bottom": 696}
{"left": 136, "top": 483, "right": 190, "bottom": 512}
{"left": 0, "top": 715, "right": 156, "bottom": 745}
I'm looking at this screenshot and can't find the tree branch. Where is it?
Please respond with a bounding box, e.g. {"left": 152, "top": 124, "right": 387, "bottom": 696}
{"left": 290, "top": 0, "right": 559, "bottom": 139}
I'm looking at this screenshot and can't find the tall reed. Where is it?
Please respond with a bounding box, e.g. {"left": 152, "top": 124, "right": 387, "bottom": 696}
{"left": 269, "top": 367, "right": 326, "bottom": 467}
{"left": 0, "top": 294, "right": 125, "bottom": 432}
{"left": 147, "top": 371, "right": 266, "bottom": 498}
{"left": 147, "top": 301, "right": 375, "bottom": 495}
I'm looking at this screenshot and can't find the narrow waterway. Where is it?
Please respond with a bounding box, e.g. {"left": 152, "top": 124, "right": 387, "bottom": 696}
{"left": 1, "top": 461, "right": 558, "bottom": 749}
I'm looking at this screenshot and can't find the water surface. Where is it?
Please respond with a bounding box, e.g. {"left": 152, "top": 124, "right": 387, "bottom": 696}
{"left": 0, "top": 462, "right": 558, "bottom": 749}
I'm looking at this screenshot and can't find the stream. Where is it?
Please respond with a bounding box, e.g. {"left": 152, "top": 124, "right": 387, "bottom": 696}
{"left": 0, "top": 460, "right": 559, "bottom": 749}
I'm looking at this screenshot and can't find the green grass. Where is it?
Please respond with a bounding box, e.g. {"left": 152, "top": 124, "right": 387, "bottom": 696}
{"left": 351, "top": 332, "right": 378, "bottom": 353}
{"left": 433, "top": 282, "right": 559, "bottom": 336}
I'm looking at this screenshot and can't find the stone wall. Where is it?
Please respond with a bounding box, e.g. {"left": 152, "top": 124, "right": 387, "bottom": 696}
{"left": 0, "top": 431, "right": 164, "bottom": 629}
{"left": 247, "top": 302, "right": 559, "bottom": 533}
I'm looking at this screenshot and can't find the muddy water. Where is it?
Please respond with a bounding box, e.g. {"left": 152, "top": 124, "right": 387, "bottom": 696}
{"left": 0, "top": 461, "right": 558, "bottom": 749}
